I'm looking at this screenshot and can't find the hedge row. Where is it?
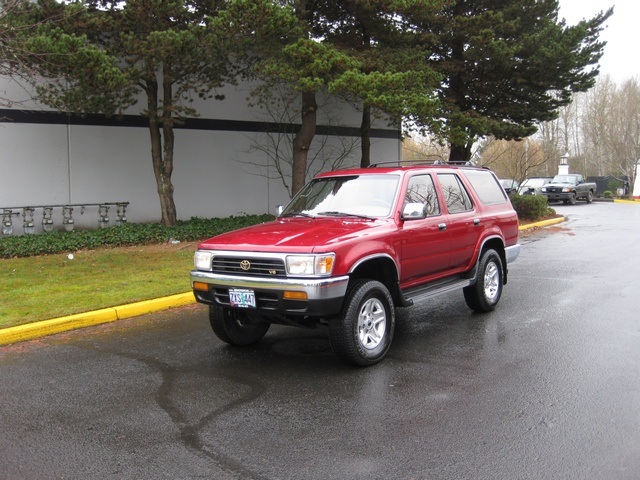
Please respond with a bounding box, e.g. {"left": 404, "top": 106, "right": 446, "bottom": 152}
{"left": 0, "top": 214, "right": 274, "bottom": 258}
{"left": 1, "top": 197, "right": 552, "bottom": 258}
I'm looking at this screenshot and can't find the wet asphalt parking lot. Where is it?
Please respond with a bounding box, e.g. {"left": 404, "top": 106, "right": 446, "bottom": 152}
{"left": 1, "top": 201, "right": 639, "bottom": 479}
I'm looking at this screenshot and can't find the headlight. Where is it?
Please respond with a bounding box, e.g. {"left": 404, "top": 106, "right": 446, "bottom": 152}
{"left": 286, "top": 254, "right": 335, "bottom": 276}
{"left": 541, "top": 187, "right": 547, "bottom": 192}
{"left": 562, "top": 187, "right": 571, "bottom": 193}
{"left": 194, "top": 250, "right": 213, "bottom": 270}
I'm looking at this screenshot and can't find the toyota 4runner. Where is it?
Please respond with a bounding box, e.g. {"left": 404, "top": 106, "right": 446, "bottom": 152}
{"left": 191, "top": 163, "right": 520, "bottom": 366}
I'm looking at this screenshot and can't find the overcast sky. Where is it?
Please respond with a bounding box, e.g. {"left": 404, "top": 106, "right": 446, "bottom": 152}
{"left": 558, "top": 0, "right": 638, "bottom": 83}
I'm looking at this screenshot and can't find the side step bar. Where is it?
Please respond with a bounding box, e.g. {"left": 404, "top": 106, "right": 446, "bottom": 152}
{"left": 401, "top": 276, "right": 473, "bottom": 307}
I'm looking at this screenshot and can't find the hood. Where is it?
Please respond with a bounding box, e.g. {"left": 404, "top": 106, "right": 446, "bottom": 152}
{"left": 197, "top": 217, "right": 386, "bottom": 253}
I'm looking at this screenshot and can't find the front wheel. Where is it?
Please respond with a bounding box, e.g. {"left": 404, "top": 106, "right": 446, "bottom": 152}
{"left": 329, "top": 280, "right": 395, "bottom": 367}
{"left": 463, "top": 249, "right": 503, "bottom": 313}
{"left": 209, "top": 306, "right": 270, "bottom": 346}
{"left": 586, "top": 190, "right": 593, "bottom": 203}
{"left": 568, "top": 192, "right": 577, "bottom": 205}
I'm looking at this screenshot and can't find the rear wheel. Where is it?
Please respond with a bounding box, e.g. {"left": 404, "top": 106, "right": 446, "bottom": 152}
{"left": 463, "top": 249, "right": 503, "bottom": 313}
{"left": 209, "top": 305, "right": 270, "bottom": 346}
{"left": 329, "top": 279, "right": 395, "bottom": 367}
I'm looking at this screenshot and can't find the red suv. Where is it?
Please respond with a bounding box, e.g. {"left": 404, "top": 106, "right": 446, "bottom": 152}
{"left": 191, "top": 164, "right": 520, "bottom": 366}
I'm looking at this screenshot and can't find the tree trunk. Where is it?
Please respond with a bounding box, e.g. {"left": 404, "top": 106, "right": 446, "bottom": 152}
{"left": 360, "top": 105, "right": 371, "bottom": 167}
{"left": 448, "top": 142, "right": 473, "bottom": 163}
{"left": 291, "top": 90, "right": 317, "bottom": 196}
{"left": 160, "top": 74, "right": 177, "bottom": 226}
{"left": 147, "top": 77, "right": 178, "bottom": 226}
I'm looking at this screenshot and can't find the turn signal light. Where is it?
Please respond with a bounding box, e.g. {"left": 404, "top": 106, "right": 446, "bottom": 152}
{"left": 283, "top": 291, "right": 307, "bottom": 300}
{"left": 193, "top": 281, "right": 209, "bottom": 291}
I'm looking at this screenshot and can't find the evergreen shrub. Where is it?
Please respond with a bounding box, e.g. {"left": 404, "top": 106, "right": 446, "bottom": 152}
{"left": 0, "top": 214, "right": 274, "bottom": 258}
{"left": 510, "top": 194, "right": 554, "bottom": 221}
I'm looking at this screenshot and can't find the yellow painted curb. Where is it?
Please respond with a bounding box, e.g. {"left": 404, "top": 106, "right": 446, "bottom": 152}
{"left": 518, "top": 216, "right": 566, "bottom": 230}
{"left": 114, "top": 292, "right": 195, "bottom": 319}
{"left": 613, "top": 199, "right": 640, "bottom": 204}
{"left": 0, "top": 292, "right": 195, "bottom": 346}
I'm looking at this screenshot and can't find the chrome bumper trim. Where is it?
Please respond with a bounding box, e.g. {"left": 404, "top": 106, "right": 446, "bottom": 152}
{"left": 190, "top": 270, "right": 350, "bottom": 301}
{"left": 505, "top": 244, "right": 521, "bottom": 264}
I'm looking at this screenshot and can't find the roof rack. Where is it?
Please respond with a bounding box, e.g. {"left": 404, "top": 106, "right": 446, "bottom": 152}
{"left": 368, "top": 159, "right": 444, "bottom": 168}
{"left": 368, "top": 159, "right": 477, "bottom": 168}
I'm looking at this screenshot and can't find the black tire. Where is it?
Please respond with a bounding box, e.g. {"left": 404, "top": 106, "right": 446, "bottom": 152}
{"left": 463, "top": 249, "right": 503, "bottom": 313}
{"left": 586, "top": 190, "right": 593, "bottom": 203}
{"left": 328, "top": 279, "right": 395, "bottom": 367}
{"left": 568, "top": 192, "right": 577, "bottom": 205}
{"left": 208, "top": 305, "right": 270, "bottom": 346}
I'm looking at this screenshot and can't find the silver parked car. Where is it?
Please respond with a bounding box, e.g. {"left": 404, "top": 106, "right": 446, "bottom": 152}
{"left": 500, "top": 179, "right": 520, "bottom": 194}
{"left": 518, "top": 177, "right": 553, "bottom": 195}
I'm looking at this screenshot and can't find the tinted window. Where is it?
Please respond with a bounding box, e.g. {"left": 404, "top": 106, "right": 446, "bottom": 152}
{"left": 437, "top": 173, "right": 473, "bottom": 214}
{"left": 463, "top": 169, "right": 508, "bottom": 205}
{"left": 405, "top": 175, "right": 441, "bottom": 216}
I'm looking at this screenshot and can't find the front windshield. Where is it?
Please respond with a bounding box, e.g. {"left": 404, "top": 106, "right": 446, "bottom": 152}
{"left": 281, "top": 174, "right": 400, "bottom": 218}
{"left": 553, "top": 175, "right": 574, "bottom": 183}
{"left": 523, "top": 179, "right": 546, "bottom": 187}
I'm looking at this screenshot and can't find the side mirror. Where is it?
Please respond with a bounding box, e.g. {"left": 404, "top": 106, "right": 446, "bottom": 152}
{"left": 275, "top": 205, "right": 284, "bottom": 216}
{"left": 402, "top": 203, "right": 427, "bottom": 220}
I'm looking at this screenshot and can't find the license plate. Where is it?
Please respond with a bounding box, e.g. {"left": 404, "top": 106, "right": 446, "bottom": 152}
{"left": 229, "top": 288, "right": 256, "bottom": 308}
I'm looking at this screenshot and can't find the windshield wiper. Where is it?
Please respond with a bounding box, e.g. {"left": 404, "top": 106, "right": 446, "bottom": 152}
{"left": 317, "top": 211, "right": 373, "bottom": 220}
{"left": 280, "top": 212, "right": 314, "bottom": 218}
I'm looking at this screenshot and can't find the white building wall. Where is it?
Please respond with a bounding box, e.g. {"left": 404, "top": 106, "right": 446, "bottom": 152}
{"left": 0, "top": 78, "right": 401, "bottom": 233}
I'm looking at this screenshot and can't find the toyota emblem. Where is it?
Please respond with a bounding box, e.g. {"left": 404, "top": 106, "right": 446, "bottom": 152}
{"left": 239, "top": 260, "right": 251, "bottom": 271}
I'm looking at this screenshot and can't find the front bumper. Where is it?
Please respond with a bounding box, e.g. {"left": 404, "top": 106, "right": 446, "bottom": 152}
{"left": 542, "top": 191, "right": 572, "bottom": 201}
{"left": 190, "top": 270, "right": 349, "bottom": 317}
{"left": 505, "top": 244, "right": 521, "bottom": 264}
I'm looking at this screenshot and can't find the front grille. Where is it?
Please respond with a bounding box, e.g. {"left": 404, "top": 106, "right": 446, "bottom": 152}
{"left": 212, "top": 256, "right": 286, "bottom": 278}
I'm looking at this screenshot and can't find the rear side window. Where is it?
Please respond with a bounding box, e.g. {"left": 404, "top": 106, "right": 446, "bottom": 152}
{"left": 437, "top": 173, "right": 473, "bottom": 214}
{"left": 462, "top": 169, "right": 508, "bottom": 205}
{"left": 405, "top": 174, "right": 441, "bottom": 216}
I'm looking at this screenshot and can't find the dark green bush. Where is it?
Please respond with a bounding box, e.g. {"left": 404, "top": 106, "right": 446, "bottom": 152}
{"left": 607, "top": 178, "right": 623, "bottom": 192}
{"left": 510, "top": 194, "right": 555, "bottom": 221}
{"left": 0, "top": 214, "right": 275, "bottom": 258}
{"left": 604, "top": 190, "right": 613, "bottom": 198}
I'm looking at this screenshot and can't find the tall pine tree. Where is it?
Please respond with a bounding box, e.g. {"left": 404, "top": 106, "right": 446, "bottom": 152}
{"left": 6, "top": 0, "right": 258, "bottom": 225}
{"left": 414, "top": 0, "right": 612, "bottom": 162}
{"left": 314, "top": 0, "right": 444, "bottom": 166}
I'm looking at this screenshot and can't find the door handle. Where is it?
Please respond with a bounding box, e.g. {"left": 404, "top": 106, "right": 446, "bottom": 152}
{"left": 438, "top": 223, "right": 447, "bottom": 231}
{"left": 473, "top": 218, "right": 481, "bottom": 226}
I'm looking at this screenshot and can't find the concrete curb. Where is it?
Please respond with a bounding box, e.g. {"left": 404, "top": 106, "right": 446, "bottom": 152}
{"left": 518, "top": 216, "right": 566, "bottom": 230}
{"left": 0, "top": 216, "right": 571, "bottom": 346}
{"left": 0, "top": 292, "right": 195, "bottom": 346}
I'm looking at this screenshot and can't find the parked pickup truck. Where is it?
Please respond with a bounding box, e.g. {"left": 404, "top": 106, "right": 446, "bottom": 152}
{"left": 540, "top": 174, "right": 597, "bottom": 204}
{"left": 191, "top": 164, "right": 521, "bottom": 366}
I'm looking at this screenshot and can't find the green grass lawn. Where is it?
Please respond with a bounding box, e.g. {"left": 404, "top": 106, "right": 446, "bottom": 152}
{"left": 0, "top": 242, "right": 196, "bottom": 328}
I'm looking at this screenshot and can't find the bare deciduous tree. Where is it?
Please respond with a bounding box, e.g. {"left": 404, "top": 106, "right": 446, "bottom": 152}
{"left": 401, "top": 134, "right": 449, "bottom": 164}
{"left": 534, "top": 74, "right": 640, "bottom": 194}
{"left": 605, "top": 78, "right": 640, "bottom": 190}
{"left": 477, "top": 139, "right": 547, "bottom": 184}
{"left": 238, "top": 83, "right": 359, "bottom": 199}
